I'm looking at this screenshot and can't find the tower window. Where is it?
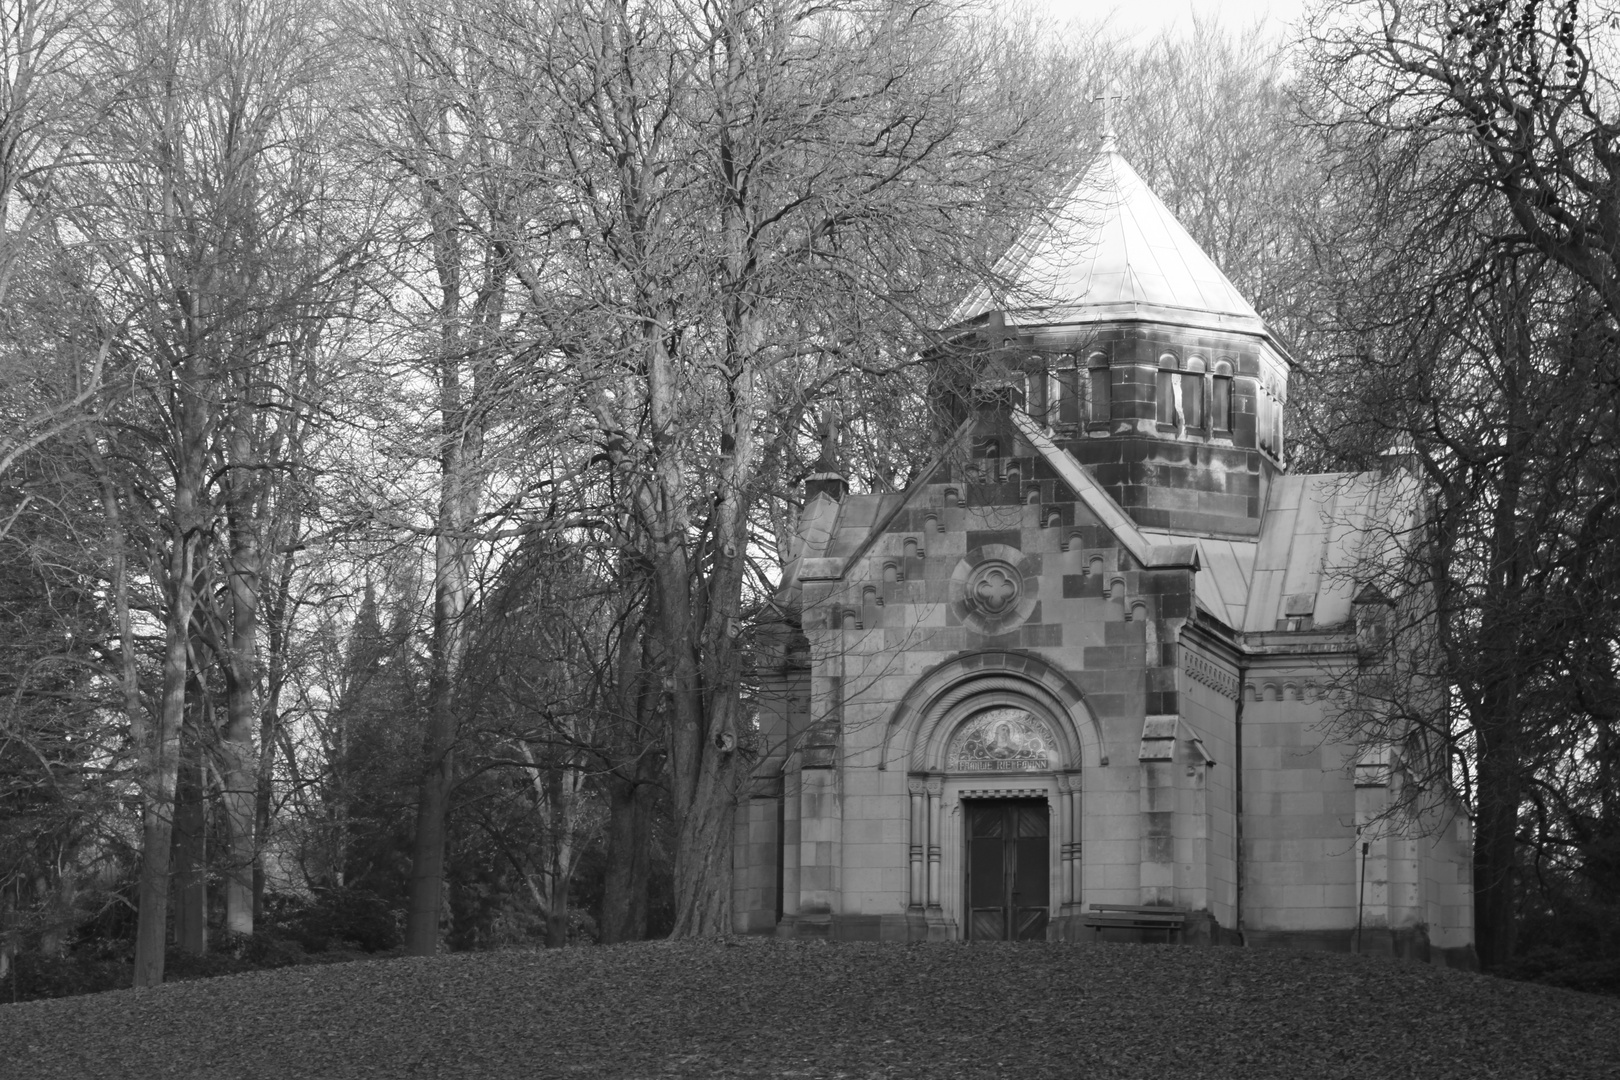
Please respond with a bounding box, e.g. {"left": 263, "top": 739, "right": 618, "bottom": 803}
{"left": 1212, "top": 360, "right": 1233, "bottom": 431}
{"left": 1082, "top": 354, "right": 1108, "bottom": 420}
{"left": 1182, "top": 357, "right": 1206, "bottom": 430}
{"left": 1157, "top": 370, "right": 1177, "bottom": 425}
{"left": 1087, "top": 353, "right": 1109, "bottom": 422}
{"left": 1056, "top": 354, "right": 1082, "bottom": 425}
{"left": 1088, "top": 361, "right": 1114, "bottom": 420}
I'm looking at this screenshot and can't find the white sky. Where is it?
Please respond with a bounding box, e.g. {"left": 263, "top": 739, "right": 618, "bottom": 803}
{"left": 1037, "top": 0, "right": 1311, "bottom": 42}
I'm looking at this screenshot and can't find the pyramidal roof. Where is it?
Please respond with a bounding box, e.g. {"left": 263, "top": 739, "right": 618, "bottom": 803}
{"left": 955, "top": 146, "right": 1267, "bottom": 337}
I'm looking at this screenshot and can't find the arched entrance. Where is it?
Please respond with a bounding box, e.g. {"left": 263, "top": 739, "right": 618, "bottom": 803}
{"left": 948, "top": 705, "right": 1058, "bottom": 942}
{"left": 887, "top": 653, "right": 1098, "bottom": 941}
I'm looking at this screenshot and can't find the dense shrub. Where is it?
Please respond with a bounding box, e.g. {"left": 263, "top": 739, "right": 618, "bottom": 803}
{"left": 0, "top": 952, "right": 132, "bottom": 1002}
{"left": 264, "top": 888, "right": 402, "bottom": 953}
{"left": 1503, "top": 951, "right": 1620, "bottom": 997}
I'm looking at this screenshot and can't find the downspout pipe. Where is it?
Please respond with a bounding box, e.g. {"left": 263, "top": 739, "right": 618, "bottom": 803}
{"left": 1234, "top": 666, "right": 1246, "bottom": 946}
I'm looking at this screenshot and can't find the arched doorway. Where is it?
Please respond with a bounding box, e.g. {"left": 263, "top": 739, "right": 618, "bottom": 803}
{"left": 948, "top": 705, "right": 1058, "bottom": 941}
{"left": 890, "top": 658, "right": 1097, "bottom": 941}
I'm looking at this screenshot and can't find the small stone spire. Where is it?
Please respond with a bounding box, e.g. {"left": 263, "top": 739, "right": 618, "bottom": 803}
{"left": 805, "top": 403, "right": 847, "bottom": 502}
{"left": 1094, "top": 82, "right": 1123, "bottom": 153}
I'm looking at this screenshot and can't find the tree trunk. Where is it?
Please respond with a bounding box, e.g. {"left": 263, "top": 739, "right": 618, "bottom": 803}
{"left": 404, "top": 384, "right": 477, "bottom": 955}
{"left": 670, "top": 751, "right": 738, "bottom": 936}
{"left": 132, "top": 527, "right": 200, "bottom": 987}
{"left": 251, "top": 722, "right": 276, "bottom": 925}
{"left": 601, "top": 620, "right": 661, "bottom": 945}
{"left": 220, "top": 504, "right": 261, "bottom": 936}
{"left": 405, "top": 715, "right": 455, "bottom": 955}
{"left": 1473, "top": 739, "right": 1523, "bottom": 969}
{"left": 600, "top": 769, "right": 655, "bottom": 944}
{"left": 252, "top": 493, "right": 301, "bottom": 922}
{"left": 172, "top": 746, "right": 208, "bottom": 956}
{"left": 219, "top": 401, "right": 264, "bottom": 935}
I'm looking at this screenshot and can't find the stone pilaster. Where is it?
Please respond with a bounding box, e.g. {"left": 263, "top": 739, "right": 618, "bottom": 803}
{"left": 775, "top": 768, "right": 801, "bottom": 936}
{"left": 793, "top": 758, "right": 842, "bottom": 938}
{"left": 1354, "top": 748, "right": 1392, "bottom": 948}
{"left": 924, "top": 776, "right": 952, "bottom": 940}
{"left": 1056, "top": 771, "right": 1083, "bottom": 915}
{"left": 1139, "top": 714, "right": 1178, "bottom": 906}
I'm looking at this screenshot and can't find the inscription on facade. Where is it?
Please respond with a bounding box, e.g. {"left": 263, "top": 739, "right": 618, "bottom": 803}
{"left": 946, "top": 708, "right": 1055, "bottom": 772}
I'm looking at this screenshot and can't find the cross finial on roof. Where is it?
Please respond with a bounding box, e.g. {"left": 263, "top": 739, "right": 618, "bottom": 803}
{"left": 1093, "top": 81, "right": 1123, "bottom": 153}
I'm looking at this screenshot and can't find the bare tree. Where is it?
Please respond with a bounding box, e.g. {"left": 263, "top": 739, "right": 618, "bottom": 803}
{"left": 484, "top": 0, "right": 1092, "bottom": 934}
{"left": 50, "top": 0, "right": 367, "bottom": 983}
{"left": 356, "top": 0, "right": 590, "bottom": 954}
{"left": 1301, "top": 0, "right": 1620, "bottom": 968}
{"left": 0, "top": 0, "right": 113, "bottom": 496}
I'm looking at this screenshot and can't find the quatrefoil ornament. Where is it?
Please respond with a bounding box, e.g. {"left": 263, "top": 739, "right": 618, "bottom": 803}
{"left": 949, "top": 544, "right": 1039, "bottom": 635}
{"left": 970, "top": 564, "right": 1020, "bottom": 615}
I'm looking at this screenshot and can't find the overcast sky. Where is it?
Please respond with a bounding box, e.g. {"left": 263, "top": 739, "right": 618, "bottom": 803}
{"left": 1038, "top": 0, "right": 1310, "bottom": 41}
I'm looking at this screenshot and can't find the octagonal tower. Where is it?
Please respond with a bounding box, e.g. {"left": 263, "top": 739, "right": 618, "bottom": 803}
{"left": 945, "top": 139, "right": 1289, "bottom": 538}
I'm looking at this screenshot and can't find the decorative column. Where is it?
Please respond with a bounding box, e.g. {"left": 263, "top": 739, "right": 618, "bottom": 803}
{"left": 907, "top": 777, "right": 926, "bottom": 911}
{"left": 1056, "top": 772, "right": 1082, "bottom": 916}
{"left": 925, "top": 775, "right": 949, "bottom": 939}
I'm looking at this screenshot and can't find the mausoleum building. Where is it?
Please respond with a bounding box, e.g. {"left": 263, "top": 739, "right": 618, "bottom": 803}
{"left": 737, "top": 140, "right": 1476, "bottom": 965}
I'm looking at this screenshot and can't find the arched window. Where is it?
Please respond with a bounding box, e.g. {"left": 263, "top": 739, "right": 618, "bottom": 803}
{"left": 1155, "top": 352, "right": 1179, "bottom": 425}
{"left": 1087, "top": 352, "right": 1110, "bottom": 423}
{"left": 1212, "top": 360, "right": 1233, "bottom": 431}
{"left": 1182, "top": 357, "right": 1206, "bottom": 430}
{"left": 1056, "top": 353, "right": 1082, "bottom": 425}
{"left": 1020, "top": 355, "right": 1046, "bottom": 420}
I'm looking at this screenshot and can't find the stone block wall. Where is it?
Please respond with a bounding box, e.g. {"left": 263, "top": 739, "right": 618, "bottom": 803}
{"left": 736, "top": 403, "right": 1472, "bottom": 960}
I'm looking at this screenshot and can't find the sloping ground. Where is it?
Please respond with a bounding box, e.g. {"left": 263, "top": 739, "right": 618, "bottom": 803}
{"left": 2, "top": 941, "right": 1617, "bottom": 1079}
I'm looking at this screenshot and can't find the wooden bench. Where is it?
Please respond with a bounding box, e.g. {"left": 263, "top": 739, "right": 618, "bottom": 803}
{"left": 1079, "top": 904, "right": 1188, "bottom": 943}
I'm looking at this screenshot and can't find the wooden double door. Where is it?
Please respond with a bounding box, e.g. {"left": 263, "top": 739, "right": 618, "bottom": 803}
{"left": 965, "top": 798, "right": 1050, "bottom": 941}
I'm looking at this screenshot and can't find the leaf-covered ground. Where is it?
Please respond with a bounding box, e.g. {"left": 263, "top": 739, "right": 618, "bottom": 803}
{"left": 3, "top": 940, "right": 1617, "bottom": 1079}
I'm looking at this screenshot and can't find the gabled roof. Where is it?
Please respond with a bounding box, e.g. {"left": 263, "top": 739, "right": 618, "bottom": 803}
{"left": 777, "top": 410, "right": 1201, "bottom": 598}
{"left": 954, "top": 150, "right": 1266, "bottom": 338}
{"left": 779, "top": 413, "right": 1424, "bottom": 643}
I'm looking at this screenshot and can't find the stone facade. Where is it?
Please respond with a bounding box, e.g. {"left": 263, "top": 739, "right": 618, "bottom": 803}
{"left": 733, "top": 147, "right": 1475, "bottom": 966}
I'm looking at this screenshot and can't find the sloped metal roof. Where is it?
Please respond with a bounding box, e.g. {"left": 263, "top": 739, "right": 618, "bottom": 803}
{"left": 1242, "top": 472, "right": 1421, "bottom": 632}
{"left": 955, "top": 150, "right": 1266, "bottom": 336}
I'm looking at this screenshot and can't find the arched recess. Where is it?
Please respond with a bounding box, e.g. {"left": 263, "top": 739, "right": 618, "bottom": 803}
{"left": 880, "top": 650, "right": 1106, "bottom": 772}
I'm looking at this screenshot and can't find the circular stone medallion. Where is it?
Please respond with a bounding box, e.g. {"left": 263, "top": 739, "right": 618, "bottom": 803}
{"left": 948, "top": 543, "right": 1040, "bottom": 636}
{"left": 967, "top": 561, "right": 1020, "bottom": 616}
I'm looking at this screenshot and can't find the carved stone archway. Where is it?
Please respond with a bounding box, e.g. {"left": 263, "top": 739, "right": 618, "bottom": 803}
{"left": 880, "top": 650, "right": 1105, "bottom": 772}
{"left": 885, "top": 652, "right": 1101, "bottom": 939}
